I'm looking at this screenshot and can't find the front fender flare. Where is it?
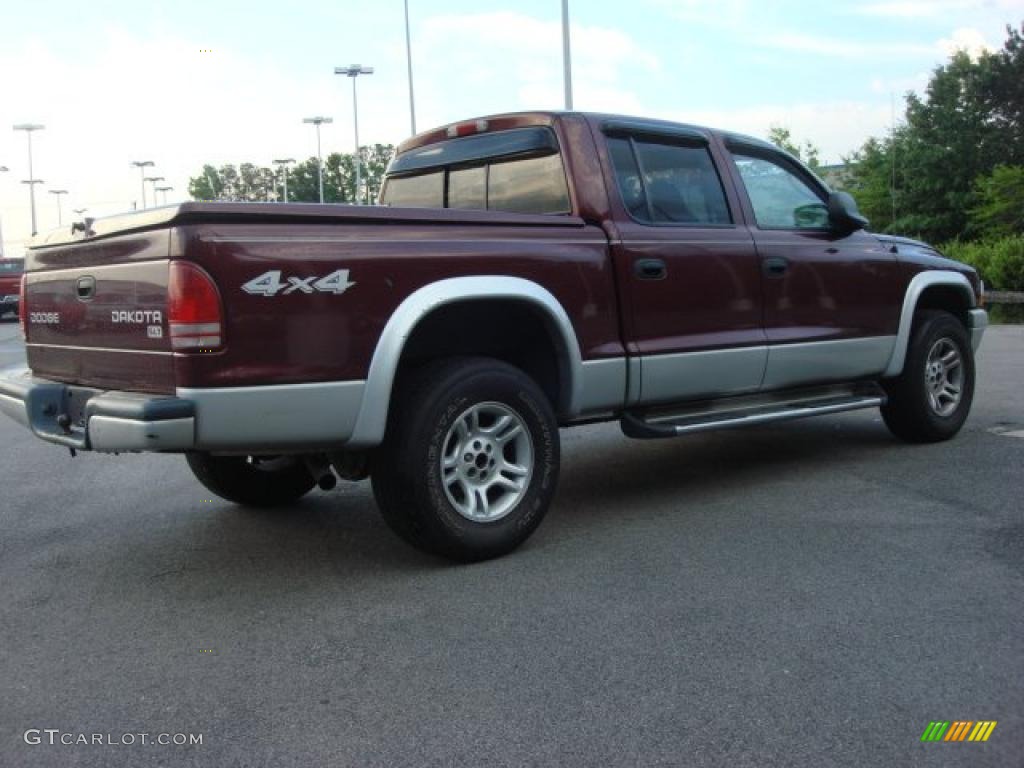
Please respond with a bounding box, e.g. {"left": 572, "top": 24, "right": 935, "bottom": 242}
{"left": 883, "top": 270, "right": 975, "bottom": 378}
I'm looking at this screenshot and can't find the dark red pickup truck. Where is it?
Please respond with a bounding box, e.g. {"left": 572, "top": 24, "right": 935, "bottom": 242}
{"left": 0, "top": 258, "right": 24, "bottom": 320}
{"left": 0, "top": 112, "right": 988, "bottom": 560}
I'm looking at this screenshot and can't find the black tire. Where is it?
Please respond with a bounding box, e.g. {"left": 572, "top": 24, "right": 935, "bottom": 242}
{"left": 185, "top": 453, "right": 316, "bottom": 506}
{"left": 371, "top": 357, "right": 560, "bottom": 562}
{"left": 881, "top": 310, "right": 975, "bottom": 443}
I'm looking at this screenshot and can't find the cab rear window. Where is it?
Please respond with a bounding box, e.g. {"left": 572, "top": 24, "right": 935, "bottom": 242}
{"left": 382, "top": 130, "right": 571, "bottom": 215}
{"left": 381, "top": 171, "right": 444, "bottom": 208}
{"left": 0, "top": 259, "right": 25, "bottom": 274}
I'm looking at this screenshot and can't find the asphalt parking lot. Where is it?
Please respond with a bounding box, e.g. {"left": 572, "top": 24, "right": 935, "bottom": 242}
{"left": 1, "top": 319, "right": 1021, "bottom": 767}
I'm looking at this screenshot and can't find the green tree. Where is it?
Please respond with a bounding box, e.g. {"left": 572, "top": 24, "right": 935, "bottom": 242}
{"left": 842, "top": 134, "right": 905, "bottom": 233}
{"left": 188, "top": 164, "right": 224, "bottom": 201}
{"left": 842, "top": 23, "right": 1024, "bottom": 242}
{"left": 894, "top": 51, "right": 1001, "bottom": 240}
{"left": 985, "top": 25, "right": 1024, "bottom": 166}
{"left": 969, "top": 165, "right": 1024, "bottom": 238}
{"left": 767, "top": 125, "right": 821, "bottom": 170}
{"left": 188, "top": 145, "right": 395, "bottom": 204}
{"left": 361, "top": 144, "right": 396, "bottom": 203}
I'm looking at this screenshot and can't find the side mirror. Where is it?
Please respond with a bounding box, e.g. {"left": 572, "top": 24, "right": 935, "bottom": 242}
{"left": 828, "top": 191, "right": 869, "bottom": 232}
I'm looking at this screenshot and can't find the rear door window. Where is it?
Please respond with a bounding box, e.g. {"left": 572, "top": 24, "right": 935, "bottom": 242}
{"left": 607, "top": 137, "right": 732, "bottom": 225}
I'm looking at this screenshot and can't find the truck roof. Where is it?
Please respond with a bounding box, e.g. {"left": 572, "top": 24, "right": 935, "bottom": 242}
{"left": 394, "top": 110, "right": 776, "bottom": 157}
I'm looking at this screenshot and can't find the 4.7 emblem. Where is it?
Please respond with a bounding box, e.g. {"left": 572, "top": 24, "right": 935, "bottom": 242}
{"left": 241, "top": 269, "right": 355, "bottom": 297}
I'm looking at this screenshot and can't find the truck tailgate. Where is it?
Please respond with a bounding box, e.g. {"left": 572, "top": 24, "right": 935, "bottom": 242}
{"left": 25, "top": 235, "right": 174, "bottom": 394}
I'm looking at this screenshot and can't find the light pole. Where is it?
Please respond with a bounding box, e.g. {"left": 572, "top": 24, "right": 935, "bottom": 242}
{"left": 13, "top": 123, "right": 45, "bottom": 235}
{"left": 303, "top": 117, "right": 333, "bottom": 204}
{"left": 21, "top": 179, "right": 45, "bottom": 234}
{"left": 404, "top": 0, "right": 416, "bottom": 135}
{"left": 334, "top": 65, "right": 374, "bottom": 204}
{"left": 155, "top": 186, "right": 173, "bottom": 205}
{"left": 49, "top": 189, "right": 68, "bottom": 226}
{"left": 131, "top": 160, "right": 154, "bottom": 208}
{"left": 273, "top": 158, "right": 295, "bottom": 202}
{"left": 73, "top": 207, "right": 88, "bottom": 220}
{"left": 145, "top": 176, "right": 164, "bottom": 206}
{"left": 561, "top": 0, "right": 573, "bottom": 110}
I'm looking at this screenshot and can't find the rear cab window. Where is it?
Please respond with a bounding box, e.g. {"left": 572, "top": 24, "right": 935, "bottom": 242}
{"left": 0, "top": 259, "right": 25, "bottom": 274}
{"left": 381, "top": 126, "right": 571, "bottom": 215}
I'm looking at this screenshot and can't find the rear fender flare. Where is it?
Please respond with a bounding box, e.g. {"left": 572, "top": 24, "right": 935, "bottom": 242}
{"left": 347, "top": 276, "right": 583, "bottom": 447}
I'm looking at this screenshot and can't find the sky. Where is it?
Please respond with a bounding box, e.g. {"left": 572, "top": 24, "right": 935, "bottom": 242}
{"left": 1, "top": 0, "right": 1021, "bottom": 256}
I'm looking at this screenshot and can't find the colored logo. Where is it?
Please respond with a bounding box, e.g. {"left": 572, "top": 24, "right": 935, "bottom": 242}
{"left": 921, "top": 721, "right": 997, "bottom": 742}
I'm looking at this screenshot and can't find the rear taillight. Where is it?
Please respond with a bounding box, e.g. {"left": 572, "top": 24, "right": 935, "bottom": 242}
{"left": 18, "top": 273, "right": 27, "bottom": 340}
{"left": 168, "top": 261, "right": 224, "bottom": 351}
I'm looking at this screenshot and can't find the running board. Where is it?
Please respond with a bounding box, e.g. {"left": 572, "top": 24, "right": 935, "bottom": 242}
{"left": 621, "top": 384, "right": 886, "bottom": 439}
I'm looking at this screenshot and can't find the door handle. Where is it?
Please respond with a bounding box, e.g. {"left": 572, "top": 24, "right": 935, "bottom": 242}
{"left": 763, "top": 257, "right": 789, "bottom": 277}
{"left": 634, "top": 258, "right": 667, "bottom": 280}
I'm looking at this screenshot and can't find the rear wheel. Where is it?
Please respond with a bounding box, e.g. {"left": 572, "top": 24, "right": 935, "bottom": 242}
{"left": 881, "top": 310, "right": 975, "bottom": 443}
{"left": 372, "top": 357, "right": 560, "bottom": 562}
{"left": 185, "top": 453, "right": 316, "bottom": 506}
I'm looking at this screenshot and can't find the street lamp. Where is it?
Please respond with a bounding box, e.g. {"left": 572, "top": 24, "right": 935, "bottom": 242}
{"left": 273, "top": 158, "right": 295, "bottom": 202}
{"left": 48, "top": 189, "right": 68, "bottom": 226}
{"left": 145, "top": 176, "right": 164, "bottom": 206}
{"left": 13, "top": 123, "right": 45, "bottom": 235}
{"left": 404, "top": 0, "right": 416, "bottom": 135}
{"left": 561, "top": 0, "right": 573, "bottom": 110}
{"left": 131, "top": 160, "right": 154, "bottom": 209}
{"left": 302, "top": 116, "right": 333, "bottom": 204}
{"left": 334, "top": 64, "right": 374, "bottom": 204}
{"left": 155, "top": 186, "right": 173, "bottom": 205}
{"left": 73, "top": 207, "right": 88, "bottom": 219}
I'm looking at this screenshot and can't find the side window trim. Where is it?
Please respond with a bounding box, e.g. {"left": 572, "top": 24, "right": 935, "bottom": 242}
{"left": 626, "top": 137, "right": 657, "bottom": 223}
{"left": 608, "top": 133, "right": 736, "bottom": 229}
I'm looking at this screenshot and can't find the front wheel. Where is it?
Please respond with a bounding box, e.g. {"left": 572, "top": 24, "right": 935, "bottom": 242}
{"left": 881, "top": 310, "right": 975, "bottom": 443}
{"left": 185, "top": 453, "right": 316, "bottom": 506}
{"left": 372, "top": 358, "right": 560, "bottom": 562}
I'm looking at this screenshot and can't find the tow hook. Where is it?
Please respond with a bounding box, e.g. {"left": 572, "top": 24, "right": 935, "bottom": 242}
{"left": 303, "top": 455, "right": 337, "bottom": 491}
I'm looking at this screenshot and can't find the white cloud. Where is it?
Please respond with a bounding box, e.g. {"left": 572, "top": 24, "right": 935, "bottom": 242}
{"left": 855, "top": 0, "right": 1023, "bottom": 18}
{"left": 414, "top": 11, "right": 658, "bottom": 127}
{"left": 646, "top": 0, "right": 752, "bottom": 27}
{"left": 856, "top": 1, "right": 961, "bottom": 18}
{"left": 0, "top": 12, "right": 661, "bottom": 256}
{"left": 870, "top": 72, "right": 930, "bottom": 95}
{"left": 0, "top": 27, "right": 412, "bottom": 253}
{"left": 757, "top": 32, "right": 934, "bottom": 58}
{"left": 663, "top": 101, "right": 897, "bottom": 163}
{"left": 937, "top": 27, "right": 997, "bottom": 59}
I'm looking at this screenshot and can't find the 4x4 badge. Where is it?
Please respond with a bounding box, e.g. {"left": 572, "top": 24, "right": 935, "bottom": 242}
{"left": 241, "top": 269, "right": 355, "bottom": 297}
